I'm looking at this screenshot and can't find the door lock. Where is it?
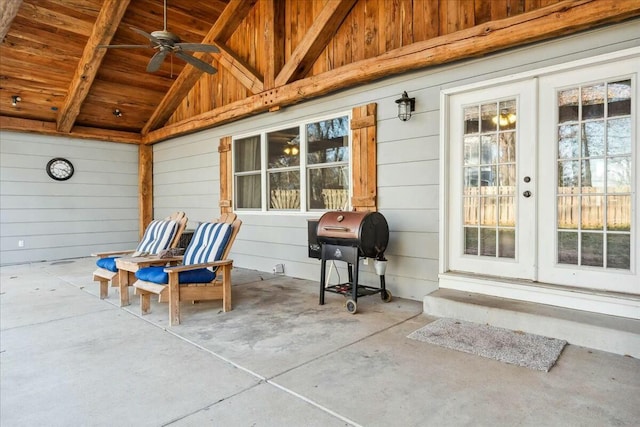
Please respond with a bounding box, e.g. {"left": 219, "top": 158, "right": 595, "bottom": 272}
{"left": 523, "top": 176, "right": 531, "bottom": 183}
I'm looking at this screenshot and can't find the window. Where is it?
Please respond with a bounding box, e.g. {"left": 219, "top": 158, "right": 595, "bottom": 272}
{"left": 219, "top": 103, "right": 376, "bottom": 215}
{"left": 233, "top": 115, "right": 351, "bottom": 212}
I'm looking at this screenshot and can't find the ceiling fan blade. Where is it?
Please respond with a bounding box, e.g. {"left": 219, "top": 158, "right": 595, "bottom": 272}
{"left": 175, "top": 43, "right": 220, "bottom": 53}
{"left": 130, "top": 26, "right": 161, "bottom": 44}
{"left": 146, "top": 49, "right": 169, "bottom": 72}
{"left": 97, "top": 44, "right": 151, "bottom": 49}
{"left": 175, "top": 51, "right": 217, "bottom": 74}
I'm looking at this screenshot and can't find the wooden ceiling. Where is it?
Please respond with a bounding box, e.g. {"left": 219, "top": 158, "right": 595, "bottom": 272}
{"left": 1, "top": 0, "right": 639, "bottom": 145}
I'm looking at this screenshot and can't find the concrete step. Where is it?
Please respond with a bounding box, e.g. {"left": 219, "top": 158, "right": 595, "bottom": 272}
{"left": 423, "top": 288, "right": 640, "bottom": 358}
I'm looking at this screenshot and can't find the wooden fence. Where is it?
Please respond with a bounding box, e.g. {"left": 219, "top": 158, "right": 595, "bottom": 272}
{"left": 464, "top": 186, "right": 631, "bottom": 230}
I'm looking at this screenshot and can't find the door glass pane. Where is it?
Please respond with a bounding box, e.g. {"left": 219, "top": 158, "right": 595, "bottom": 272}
{"left": 607, "top": 234, "right": 630, "bottom": 269}
{"left": 555, "top": 79, "right": 632, "bottom": 269}
{"left": 461, "top": 99, "right": 517, "bottom": 260}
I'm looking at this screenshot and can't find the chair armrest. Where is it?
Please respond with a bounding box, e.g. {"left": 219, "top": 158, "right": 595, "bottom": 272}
{"left": 92, "top": 250, "right": 135, "bottom": 258}
{"left": 164, "top": 259, "right": 233, "bottom": 273}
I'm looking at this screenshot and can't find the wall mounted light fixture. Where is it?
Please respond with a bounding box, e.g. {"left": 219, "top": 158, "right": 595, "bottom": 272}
{"left": 11, "top": 95, "right": 21, "bottom": 106}
{"left": 395, "top": 91, "right": 415, "bottom": 121}
{"left": 113, "top": 108, "right": 122, "bottom": 117}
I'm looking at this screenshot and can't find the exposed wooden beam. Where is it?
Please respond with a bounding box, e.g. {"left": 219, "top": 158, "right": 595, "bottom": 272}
{"left": 275, "top": 0, "right": 357, "bottom": 86}
{"left": 0, "top": 0, "right": 22, "bottom": 41}
{"left": 56, "top": 0, "right": 130, "bottom": 133}
{"left": 216, "top": 42, "right": 264, "bottom": 94}
{"left": 1, "top": 116, "right": 141, "bottom": 144}
{"left": 143, "top": 0, "right": 640, "bottom": 144}
{"left": 138, "top": 145, "right": 153, "bottom": 238}
{"left": 141, "top": 0, "right": 258, "bottom": 135}
{"left": 262, "top": 0, "right": 285, "bottom": 90}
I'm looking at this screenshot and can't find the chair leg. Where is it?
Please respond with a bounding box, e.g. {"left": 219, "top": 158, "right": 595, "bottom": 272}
{"left": 140, "top": 291, "right": 151, "bottom": 314}
{"left": 98, "top": 279, "right": 108, "bottom": 299}
{"left": 168, "top": 271, "right": 180, "bottom": 326}
{"left": 221, "top": 263, "right": 232, "bottom": 312}
{"left": 118, "top": 269, "right": 130, "bottom": 307}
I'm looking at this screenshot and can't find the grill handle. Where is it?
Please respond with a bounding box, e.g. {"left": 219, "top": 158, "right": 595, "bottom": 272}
{"left": 323, "top": 226, "right": 350, "bottom": 232}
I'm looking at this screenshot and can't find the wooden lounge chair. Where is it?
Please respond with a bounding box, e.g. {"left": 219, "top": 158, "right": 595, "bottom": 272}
{"left": 133, "top": 213, "right": 241, "bottom": 325}
{"left": 92, "top": 211, "right": 188, "bottom": 299}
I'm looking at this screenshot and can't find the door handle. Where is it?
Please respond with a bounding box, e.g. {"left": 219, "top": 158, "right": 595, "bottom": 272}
{"left": 523, "top": 190, "right": 532, "bottom": 198}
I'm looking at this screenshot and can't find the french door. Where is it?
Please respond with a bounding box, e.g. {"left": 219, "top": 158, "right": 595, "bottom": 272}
{"left": 447, "top": 56, "right": 639, "bottom": 294}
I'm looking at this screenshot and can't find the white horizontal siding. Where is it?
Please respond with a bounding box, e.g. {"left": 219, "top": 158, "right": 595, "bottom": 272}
{"left": 0, "top": 131, "right": 139, "bottom": 265}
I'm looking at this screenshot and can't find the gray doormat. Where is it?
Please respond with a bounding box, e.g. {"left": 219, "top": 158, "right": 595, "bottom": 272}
{"left": 408, "top": 318, "right": 567, "bottom": 372}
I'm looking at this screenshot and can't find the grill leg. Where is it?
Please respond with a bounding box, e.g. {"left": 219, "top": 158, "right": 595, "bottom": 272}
{"left": 319, "top": 258, "right": 326, "bottom": 305}
{"left": 352, "top": 259, "right": 359, "bottom": 303}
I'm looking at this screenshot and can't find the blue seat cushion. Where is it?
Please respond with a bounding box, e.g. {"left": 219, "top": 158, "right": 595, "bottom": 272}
{"left": 96, "top": 256, "right": 120, "bottom": 272}
{"left": 135, "top": 266, "right": 216, "bottom": 285}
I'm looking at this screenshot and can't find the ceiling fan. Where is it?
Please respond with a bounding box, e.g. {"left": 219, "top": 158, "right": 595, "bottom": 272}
{"left": 99, "top": 0, "right": 219, "bottom": 74}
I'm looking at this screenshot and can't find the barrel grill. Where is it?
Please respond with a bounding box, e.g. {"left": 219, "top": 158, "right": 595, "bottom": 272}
{"left": 311, "top": 211, "right": 391, "bottom": 314}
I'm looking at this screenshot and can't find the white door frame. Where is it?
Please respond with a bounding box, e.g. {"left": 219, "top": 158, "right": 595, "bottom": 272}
{"left": 439, "top": 47, "right": 640, "bottom": 319}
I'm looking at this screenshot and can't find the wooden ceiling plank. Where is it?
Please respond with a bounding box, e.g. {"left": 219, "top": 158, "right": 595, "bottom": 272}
{"left": 144, "top": 0, "right": 640, "bottom": 144}
{"left": 56, "top": 0, "right": 131, "bottom": 133}
{"left": 275, "top": 0, "right": 358, "bottom": 87}
{"left": 1, "top": 116, "right": 141, "bottom": 144}
{"left": 0, "top": 0, "right": 23, "bottom": 41}
{"left": 141, "top": 0, "right": 259, "bottom": 135}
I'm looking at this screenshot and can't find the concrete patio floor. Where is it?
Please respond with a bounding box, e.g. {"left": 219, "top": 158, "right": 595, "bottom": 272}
{"left": 1, "top": 257, "right": 639, "bottom": 426}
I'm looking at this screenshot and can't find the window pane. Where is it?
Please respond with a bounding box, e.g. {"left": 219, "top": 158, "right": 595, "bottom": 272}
{"left": 607, "top": 118, "right": 631, "bottom": 155}
{"left": 464, "top": 227, "right": 478, "bottom": 255}
{"left": 558, "top": 232, "right": 578, "bottom": 264}
{"left": 498, "top": 229, "right": 515, "bottom": 258}
{"left": 499, "top": 132, "right": 516, "bottom": 162}
{"left": 481, "top": 134, "right": 497, "bottom": 164}
{"left": 582, "top": 121, "right": 604, "bottom": 157}
{"left": 581, "top": 84, "right": 605, "bottom": 120}
{"left": 608, "top": 80, "right": 631, "bottom": 117}
{"left": 464, "top": 106, "right": 479, "bottom": 134}
{"left": 235, "top": 136, "right": 261, "bottom": 172}
{"left": 497, "top": 100, "right": 517, "bottom": 130}
{"left": 607, "top": 157, "right": 631, "bottom": 192}
{"left": 607, "top": 234, "right": 630, "bottom": 269}
{"left": 268, "top": 127, "right": 300, "bottom": 169}
{"left": 557, "top": 196, "right": 579, "bottom": 230}
{"left": 464, "top": 136, "right": 480, "bottom": 165}
{"left": 481, "top": 103, "right": 497, "bottom": 132}
{"left": 558, "top": 124, "right": 579, "bottom": 159}
{"left": 307, "top": 116, "right": 349, "bottom": 165}
{"left": 581, "top": 159, "right": 604, "bottom": 192}
{"left": 479, "top": 228, "right": 496, "bottom": 257}
{"left": 269, "top": 171, "right": 300, "bottom": 210}
{"left": 498, "top": 196, "right": 514, "bottom": 226}
{"left": 558, "top": 88, "right": 579, "bottom": 123}
{"left": 558, "top": 160, "right": 580, "bottom": 187}
{"left": 236, "top": 174, "right": 261, "bottom": 209}
{"left": 581, "top": 232, "right": 603, "bottom": 267}
{"left": 480, "top": 197, "right": 496, "bottom": 226}
{"left": 581, "top": 195, "right": 603, "bottom": 231}
{"left": 607, "top": 195, "right": 630, "bottom": 231}
{"left": 308, "top": 166, "right": 349, "bottom": 210}
{"left": 464, "top": 197, "right": 478, "bottom": 225}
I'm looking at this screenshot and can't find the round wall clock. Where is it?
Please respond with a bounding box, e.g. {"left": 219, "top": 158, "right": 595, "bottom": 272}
{"left": 46, "top": 157, "right": 74, "bottom": 181}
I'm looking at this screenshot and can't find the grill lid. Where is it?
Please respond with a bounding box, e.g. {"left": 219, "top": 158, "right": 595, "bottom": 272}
{"left": 316, "top": 211, "right": 389, "bottom": 258}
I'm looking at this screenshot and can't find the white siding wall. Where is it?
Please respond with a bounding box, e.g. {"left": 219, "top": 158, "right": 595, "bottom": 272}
{"left": 161, "top": 21, "right": 638, "bottom": 300}
{"left": 0, "top": 131, "right": 139, "bottom": 265}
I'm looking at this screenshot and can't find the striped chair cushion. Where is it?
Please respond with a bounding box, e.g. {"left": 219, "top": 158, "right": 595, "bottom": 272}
{"left": 183, "top": 222, "right": 233, "bottom": 267}
{"left": 135, "top": 220, "right": 178, "bottom": 254}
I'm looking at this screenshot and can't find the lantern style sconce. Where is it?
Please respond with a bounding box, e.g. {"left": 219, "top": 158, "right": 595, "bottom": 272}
{"left": 395, "top": 91, "right": 415, "bottom": 121}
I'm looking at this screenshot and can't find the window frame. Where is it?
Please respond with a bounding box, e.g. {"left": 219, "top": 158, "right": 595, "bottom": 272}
{"left": 231, "top": 111, "right": 353, "bottom": 213}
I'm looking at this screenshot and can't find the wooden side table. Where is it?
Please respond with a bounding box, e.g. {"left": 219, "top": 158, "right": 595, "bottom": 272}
{"left": 115, "top": 256, "right": 183, "bottom": 306}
